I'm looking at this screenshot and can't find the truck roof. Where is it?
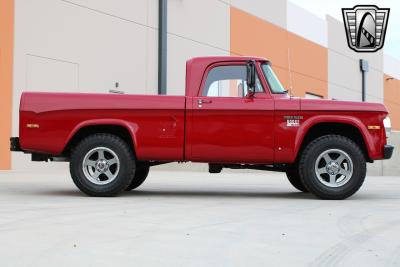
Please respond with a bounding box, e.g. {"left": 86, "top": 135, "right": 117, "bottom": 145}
{"left": 185, "top": 56, "right": 269, "bottom": 97}
{"left": 188, "top": 56, "right": 268, "bottom": 64}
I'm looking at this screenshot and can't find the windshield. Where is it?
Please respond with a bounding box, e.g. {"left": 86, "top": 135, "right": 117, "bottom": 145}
{"left": 262, "top": 64, "right": 287, "bottom": 94}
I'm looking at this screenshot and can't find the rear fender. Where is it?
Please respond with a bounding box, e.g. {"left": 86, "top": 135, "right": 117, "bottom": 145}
{"left": 64, "top": 119, "right": 139, "bottom": 153}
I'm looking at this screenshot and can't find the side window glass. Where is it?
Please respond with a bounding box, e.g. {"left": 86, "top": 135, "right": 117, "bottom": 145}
{"left": 203, "top": 65, "right": 264, "bottom": 97}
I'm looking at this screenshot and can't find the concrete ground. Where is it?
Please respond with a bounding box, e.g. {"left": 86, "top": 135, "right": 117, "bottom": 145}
{"left": 0, "top": 167, "right": 400, "bottom": 267}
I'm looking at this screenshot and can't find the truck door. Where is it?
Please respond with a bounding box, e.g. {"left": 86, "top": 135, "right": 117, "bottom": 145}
{"left": 190, "top": 63, "right": 274, "bottom": 164}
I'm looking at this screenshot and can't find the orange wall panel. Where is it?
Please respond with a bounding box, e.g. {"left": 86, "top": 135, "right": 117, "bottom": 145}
{"left": 287, "top": 32, "right": 328, "bottom": 98}
{"left": 290, "top": 72, "right": 327, "bottom": 98}
{"left": 288, "top": 33, "right": 327, "bottom": 82}
{"left": 230, "top": 7, "right": 290, "bottom": 88}
{"left": 230, "top": 7, "right": 328, "bottom": 98}
{"left": 384, "top": 75, "right": 400, "bottom": 131}
{"left": 0, "top": 0, "right": 14, "bottom": 169}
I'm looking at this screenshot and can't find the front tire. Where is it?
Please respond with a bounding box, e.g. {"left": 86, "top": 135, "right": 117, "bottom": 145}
{"left": 70, "top": 134, "right": 136, "bottom": 197}
{"left": 299, "top": 135, "right": 366, "bottom": 200}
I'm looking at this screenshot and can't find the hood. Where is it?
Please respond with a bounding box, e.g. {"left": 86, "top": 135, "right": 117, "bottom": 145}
{"left": 300, "top": 98, "right": 388, "bottom": 113}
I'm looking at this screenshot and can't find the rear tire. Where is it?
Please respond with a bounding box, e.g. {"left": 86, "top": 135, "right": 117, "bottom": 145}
{"left": 70, "top": 134, "right": 135, "bottom": 197}
{"left": 299, "top": 135, "right": 366, "bottom": 200}
{"left": 286, "top": 167, "right": 308, "bottom": 192}
{"left": 125, "top": 164, "right": 149, "bottom": 191}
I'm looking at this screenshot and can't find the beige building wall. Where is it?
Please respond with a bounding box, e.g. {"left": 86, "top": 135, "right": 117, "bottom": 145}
{"left": 12, "top": 0, "right": 159, "bottom": 168}
{"left": 327, "top": 16, "right": 384, "bottom": 103}
{"left": 6, "top": 0, "right": 400, "bottom": 174}
{"left": 167, "top": 0, "right": 230, "bottom": 95}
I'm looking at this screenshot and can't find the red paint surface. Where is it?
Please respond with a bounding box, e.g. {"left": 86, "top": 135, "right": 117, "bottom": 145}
{"left": 19, "top": 57, "right": 389, "bottom": 163}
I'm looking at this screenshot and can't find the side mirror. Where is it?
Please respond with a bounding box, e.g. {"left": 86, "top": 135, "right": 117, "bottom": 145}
{"left": 246, "top": 61, "right": 256, "bottom": 97}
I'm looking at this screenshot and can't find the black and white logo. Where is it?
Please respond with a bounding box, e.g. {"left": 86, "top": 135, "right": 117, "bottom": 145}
{"left": 342, "top": 5, "right": 390, "bottom": 52}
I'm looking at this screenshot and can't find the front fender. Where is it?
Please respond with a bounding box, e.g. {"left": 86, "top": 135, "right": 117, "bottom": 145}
{"left": 294, "top": 115, "right": 373, "bottom": 160}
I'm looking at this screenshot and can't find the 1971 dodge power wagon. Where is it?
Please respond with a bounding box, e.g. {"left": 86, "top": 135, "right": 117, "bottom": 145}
{"left": 11, "top": 56, "right": 394, "bottom": 199}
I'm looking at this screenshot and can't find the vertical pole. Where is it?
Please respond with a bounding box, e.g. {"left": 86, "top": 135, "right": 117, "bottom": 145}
{"left": 361, "top": 71, "right": 366, "bottom": 102}
{"left": 158, "top": 0, "right": 167, "bottom": 95}
{"left": 359, "top": 59, "right": 368, "bottom": 102}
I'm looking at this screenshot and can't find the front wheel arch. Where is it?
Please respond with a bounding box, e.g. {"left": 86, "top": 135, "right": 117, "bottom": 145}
{"left": 295, "top": 122, "right": 370, "bottom": 163}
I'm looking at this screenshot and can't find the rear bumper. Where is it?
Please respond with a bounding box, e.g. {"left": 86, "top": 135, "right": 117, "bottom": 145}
{"left": 10, "top": 137, "right": 54, "bottom": 162}
{"left": 10, "top": 137, "right": 22, "bottom": 152}
{"left": 383, "top": 145, "right": 394, "bottom": 159}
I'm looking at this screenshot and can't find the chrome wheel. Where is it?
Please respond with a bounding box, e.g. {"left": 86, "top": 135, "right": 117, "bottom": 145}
{"left": 314, "top": 149, "right": 353, "bottom": 188}
{"left": 82, "top": 147, "right": 120, "bottom": 185}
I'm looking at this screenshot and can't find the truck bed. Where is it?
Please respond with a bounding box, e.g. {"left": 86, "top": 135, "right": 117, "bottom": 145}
{"left": 19, "top": 92, "right": 186, "bottom": 161}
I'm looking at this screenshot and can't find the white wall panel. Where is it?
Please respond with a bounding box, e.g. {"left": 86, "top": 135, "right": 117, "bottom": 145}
{"left": 167, "top": 34, "right": 228, "bottom": 96}
{"left": 328, "top": 51, "right": 384, "bottom": 103}
{"left": 327, "top": 16, "right": 384, "bottom": 103}
{"left": 328, "top": 50, "right": 362, "bottom": 101}
{"left": 65, "top": 0, "right": 158, "bottom": 28}
{"left": 384, "top": 54, "right": 400, "bottom": 79}
{"left": 366, "top": 68, "right": 384, "bottom": 103}
{"left": 230, "top": 0, "right": 287, "bottom": 28}
{"left": 13, "top": 0, "right": 158, "bottom": 136}
{"left": 327, "top": 16, "right": 383, "bottom": 69}
{"left": 146, "top": 28, "right": 159, "bottom": 95}
{"left": 287, "top": 2, "right": 327, "bottom": 47}
{"left": 167, "top": 0, "right": 230, "bottom": 96}
{"left": 329, "top": 85, "right": 361, "bottom": 102}
{"left": 13, "top": 0, "right": 160, "bottom": 168}
{"left": 168, "top": 0, "right": 230, "bottom": 51}
{"left": 147, "top": 0, "right": 159, "bottom": 29}
{"left": 26, "top": 55, "right": 79, "bottom": 92}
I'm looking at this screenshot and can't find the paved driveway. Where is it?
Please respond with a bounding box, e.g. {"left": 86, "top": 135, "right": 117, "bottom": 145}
{"left": 0, "top": 169, "right": 399, "bottom": 267}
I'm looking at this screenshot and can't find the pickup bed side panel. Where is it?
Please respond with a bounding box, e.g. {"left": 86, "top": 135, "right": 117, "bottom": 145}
{"left": 19, "top": 92, "right": 186, "bottom": 161}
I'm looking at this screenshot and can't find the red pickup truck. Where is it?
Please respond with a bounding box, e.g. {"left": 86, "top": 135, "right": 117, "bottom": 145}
{"left": 11, "top": 56, "right": 393, "bottom": 199}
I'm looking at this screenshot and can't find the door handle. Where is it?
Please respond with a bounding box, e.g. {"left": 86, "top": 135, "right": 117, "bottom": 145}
{"left": 197, "top": 99, "right": 212, "bottom": 107}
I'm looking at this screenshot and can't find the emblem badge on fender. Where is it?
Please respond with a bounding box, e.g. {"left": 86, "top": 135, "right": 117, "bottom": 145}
{"left": 284, "top": 116, "right": 302, "bottom": 127}
{"left": 287, "top": 119, "right": 300, "bottom": 127}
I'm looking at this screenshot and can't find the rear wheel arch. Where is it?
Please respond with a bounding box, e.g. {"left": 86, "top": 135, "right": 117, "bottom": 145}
{"left": 63, "top": 122, "right": 138, "bottom": 157}
{"left": 295, "top": 121, "right": 370, "bottom": 162}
